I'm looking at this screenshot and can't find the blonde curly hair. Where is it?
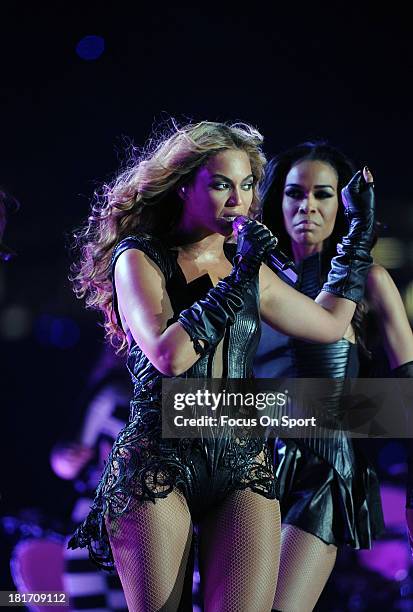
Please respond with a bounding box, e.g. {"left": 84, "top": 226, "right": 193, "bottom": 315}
{"left": 71, "top": 120, "right": 267, "bottom": 351}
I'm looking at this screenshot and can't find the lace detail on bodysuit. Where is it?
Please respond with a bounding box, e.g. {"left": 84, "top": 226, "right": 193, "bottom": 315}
{"left": 69, "top": 234, "right": 276, "bottom": 569}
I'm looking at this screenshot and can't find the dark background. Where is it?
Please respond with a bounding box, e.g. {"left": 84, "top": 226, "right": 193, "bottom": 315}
{"left": 1, "top": 3, "right": 412, "bottom": 609}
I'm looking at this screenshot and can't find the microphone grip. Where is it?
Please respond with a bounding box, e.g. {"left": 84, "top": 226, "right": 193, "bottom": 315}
{"left": 266, "top": 249, "right": 298, "bottom": 284}
{"left": 231, "top": 216, "right": 297, "bottom": 284}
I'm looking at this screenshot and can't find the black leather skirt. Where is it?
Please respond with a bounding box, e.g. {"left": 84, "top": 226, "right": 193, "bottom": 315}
{"left": 276, "top": 439, "right": 385, "bottom": 549}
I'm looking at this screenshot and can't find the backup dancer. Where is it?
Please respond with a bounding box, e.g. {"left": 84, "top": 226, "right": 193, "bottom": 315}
{"left": 255, "top": 140, "right": 413, "bottom": 611}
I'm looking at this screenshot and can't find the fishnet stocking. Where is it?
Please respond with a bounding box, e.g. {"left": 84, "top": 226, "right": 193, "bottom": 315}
{"left": 106, "top": 489, "right": 193, "bottom": 612}
{"left": 199, "top": 490, "right": 281, "bottom": 612}
{"left": 272, "top": 525, "right": 337, "bottom": 612}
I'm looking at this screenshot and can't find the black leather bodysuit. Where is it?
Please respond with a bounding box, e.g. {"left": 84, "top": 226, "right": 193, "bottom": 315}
{"left": 69, "top": 234, "right": 276, "bottom": 569}
{"left": 254, "top": 253, "right": 384, "bottom": 548}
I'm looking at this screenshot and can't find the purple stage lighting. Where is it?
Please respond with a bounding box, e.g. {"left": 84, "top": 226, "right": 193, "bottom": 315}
{"left": 378, "top": 441, "right": 406, "bottom": 476}
{"left": 35, "top": 314, "right": 80, "bottom": 349}
{"left": 76, "top": 35, "right": 105, "bottom": 61}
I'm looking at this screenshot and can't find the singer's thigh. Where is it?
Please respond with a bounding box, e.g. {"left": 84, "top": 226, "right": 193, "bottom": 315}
{"left": 106, "top": 490, "right": 193, "bottom": 612}
{"left": 199, "top": 489, "right": 281, "bottom": 612}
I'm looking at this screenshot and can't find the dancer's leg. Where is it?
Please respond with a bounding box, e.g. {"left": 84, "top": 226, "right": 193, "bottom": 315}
{"left": 272, "top": 525, "right": 337, "bottom": 612}
{"left": 199, "top": 489, "right": 281, "bottom": 612}
{"left": 106, "top": 489, "right": 193, "bottom": 612}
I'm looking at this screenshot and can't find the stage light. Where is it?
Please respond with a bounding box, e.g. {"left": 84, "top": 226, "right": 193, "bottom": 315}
{"left": 348, "top": 593, "right": 363, "bottom": 611}
{"left": 372, "top": 237, "right": 405, "bottom": 269}
{"left": 404, "top": 281, "right": 413, "bottom": 323}
{"left": 50, "top": 317, "right": 80, "bottom": 349}
{"left": 395, "top": 569, "right": 409, "bottom": 582}
{"left": 76, "top": 35, "right": 105, "bottom": 61}
{"left": 378, "top": 441, "right": 406, "bottom": 476}
{"left": 34, "top": 314, "right": 80, "bottom": 349}
{"left": 0, "top": 305, "right": 32, "bottom": 340}
{"left": 359, "top": 540, "right": 409, "bottom": 582}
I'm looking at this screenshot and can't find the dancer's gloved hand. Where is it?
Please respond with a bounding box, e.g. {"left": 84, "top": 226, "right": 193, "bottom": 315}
{"left": 322, "top": 167, "right": 376, "bottom": 303}
{"left": 178, "top": 218, "right": 276, "bottom": 355}
{"left": 341, "top": 167, "right": 375, "bottom": 247}
{"left": 342, "top": 168, "right": 375, "bottom": 216}
{"left": 232, "top": 217, "right": 278, "bottom": 283}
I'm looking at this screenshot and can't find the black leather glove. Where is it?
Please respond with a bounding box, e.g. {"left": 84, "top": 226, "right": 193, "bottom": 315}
{"left": 322, "top": 170, "right": 375, "bottom": 302}
{"left": 342, "top": 170, "right": 375, "bottom": 246}
{"left": 178, "top": 219, "right": 276, "bottom": 355}
{"left": 231, "top": 217, "right": 278, "bottom": 282}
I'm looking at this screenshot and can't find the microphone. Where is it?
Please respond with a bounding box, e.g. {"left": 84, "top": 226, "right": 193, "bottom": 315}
{"left": 233, "top": 216, "right": 298, "bottom": 284}
{"left": 266, "top": 247, "right": 298, "bottom": 284}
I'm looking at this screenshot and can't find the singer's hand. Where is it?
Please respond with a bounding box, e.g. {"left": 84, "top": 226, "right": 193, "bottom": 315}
{"left": 232, "top": 217, "right": 278, "bottom": 282}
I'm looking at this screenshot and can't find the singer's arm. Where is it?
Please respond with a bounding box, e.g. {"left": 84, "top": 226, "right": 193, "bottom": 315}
{"left": 259, "top": 262, "right": 357, "bottom": 343}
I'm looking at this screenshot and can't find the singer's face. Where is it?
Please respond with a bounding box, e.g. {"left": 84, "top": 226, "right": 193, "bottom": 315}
{"left": 282, "top": 160, "right": 339, "bottom": 249}
{"left": 182, "top": 149, "right": 254, "bottom": 236}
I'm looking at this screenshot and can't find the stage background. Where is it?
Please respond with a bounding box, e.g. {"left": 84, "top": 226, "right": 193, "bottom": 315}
{"left": 1, "top": 4, "right": 412, "bottom": 610}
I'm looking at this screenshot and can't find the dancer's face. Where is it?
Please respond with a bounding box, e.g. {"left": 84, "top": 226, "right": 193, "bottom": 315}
{"left": 182, "top": 149, "right": 254, "bottom": 236}
{"left": 282, "top": 160, "right": 339, "bottom": 250}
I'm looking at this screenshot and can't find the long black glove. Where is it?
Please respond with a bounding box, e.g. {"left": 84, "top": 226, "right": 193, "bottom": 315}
{"left": 178, "top": 220, "right": 277, "bottom": 355}
{"left": 322, "top": 170, "right": 375, "bottom": 302}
